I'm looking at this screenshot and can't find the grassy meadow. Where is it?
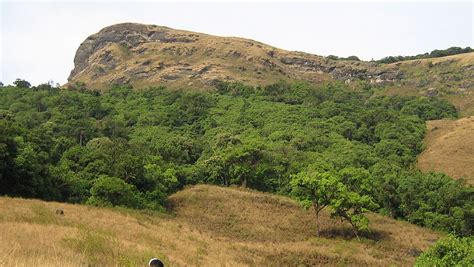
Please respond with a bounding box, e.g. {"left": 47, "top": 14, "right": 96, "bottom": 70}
{"left": 0, "top": 185, "right": 441, "bottom": 266}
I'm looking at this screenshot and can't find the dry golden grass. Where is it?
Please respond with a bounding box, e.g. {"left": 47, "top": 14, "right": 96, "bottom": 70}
{"left": 444, "top": 93, "right": 474, "bottom": 117}
{"left": 418, "top": 116, "right": 474, "bottom": 184}
{"left": 1, "top": 185, "right": 441, "bottom": 266}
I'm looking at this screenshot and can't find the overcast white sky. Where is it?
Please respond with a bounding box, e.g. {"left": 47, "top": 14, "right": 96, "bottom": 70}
{"left": 1, "top": 0, "right": 472, "bottom": 85}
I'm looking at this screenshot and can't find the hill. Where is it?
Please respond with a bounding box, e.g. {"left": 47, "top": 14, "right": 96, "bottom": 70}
{"left": 379, "top": 52, "right": 474, "bottom": 116}
{"left": 67, "top": 22, "right": 474, "bottom": 189}
{"left": 68, "top": 23, "right": 474, "bottom": 116}
{"left": 418, "top": 116, "right": 474, "bottom": 184}
{"left": 67, "top": 23, "right": 379, "bottom": 90}
{"left": 0, "top": 185, "right": 441, "bottom": 266}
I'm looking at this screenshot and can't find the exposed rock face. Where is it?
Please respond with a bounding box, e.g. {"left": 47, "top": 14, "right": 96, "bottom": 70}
{"left": 68, "top": 23, "right": 396, "bottom": 89}
{"left": 70, "top": 23, "right": 199, "bottom": 80}
{"left": 68, "top": 23, "right": 472, "bottom": 91}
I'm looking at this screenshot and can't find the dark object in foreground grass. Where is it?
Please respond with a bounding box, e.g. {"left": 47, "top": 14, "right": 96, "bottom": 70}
{"left": 149, "top": 258, "right": 164, "bottom": 267}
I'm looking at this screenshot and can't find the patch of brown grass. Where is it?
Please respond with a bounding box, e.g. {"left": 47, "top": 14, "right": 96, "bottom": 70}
{"left": 168, "top": 185, "right": 440, "bottom": 266}
{"left": 418, "top": 116, "right": 474, "bottom": 184}
{"left": 444, "top": 93, "right": 474, "bottom": 117}
{"left": 1, "top": 185, "right": 440, "bottom": 266}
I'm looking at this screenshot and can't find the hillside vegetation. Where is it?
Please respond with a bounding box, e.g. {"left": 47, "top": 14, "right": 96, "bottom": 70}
{"left": 2, "top": 20, "right": 474, "bottom": 265}
{"left": 64, "top": 23, "right": 474, "bottom": 182}
{"left": 64, "top": 23, "right": 474, "bottom": 188}
{"left": 0, "top": 185, "right": 442, "bottom": 266}
{"left": 1, "top": 81, "right": 473, "bottom": 239}
{"left": 62, "top": 23, "right": 474, "bottom": 187}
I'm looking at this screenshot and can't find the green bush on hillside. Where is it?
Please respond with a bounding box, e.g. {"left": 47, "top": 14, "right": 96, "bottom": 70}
{"left": 87, "top": 175, "right": 144, "bottom": 209}
{"left": 415, "top": 235, "right": 474, "bottom": 266}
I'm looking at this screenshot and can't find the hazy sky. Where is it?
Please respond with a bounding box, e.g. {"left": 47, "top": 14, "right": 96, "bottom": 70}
{"left": 1, "top": 0, "right": 472, "bottom": 85}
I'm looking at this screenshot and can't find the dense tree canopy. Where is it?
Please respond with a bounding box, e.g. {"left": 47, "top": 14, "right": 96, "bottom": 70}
{"left": 377, "top": 46, "right": 473, "bottom": 64}
{"left": 0, "top": 80, "right": 472, "bottom": 237}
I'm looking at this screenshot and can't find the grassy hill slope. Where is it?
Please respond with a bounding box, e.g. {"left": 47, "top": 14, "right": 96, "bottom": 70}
{"left": 418, "top": 116, "right": 474, "bottom": 184}
{"left": 1, "top": 185, "right": 440, "bottom": 266}
{"left": 380, "top": 52, "right": 474, "bottom": 117}
{"left": 382, "top": 53, "right": 474, "bottom": 182}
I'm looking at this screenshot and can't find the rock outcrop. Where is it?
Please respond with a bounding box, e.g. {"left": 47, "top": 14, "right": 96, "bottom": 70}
{"left": 68, "top": 23, "right": 472, "bottom": 93}
{"left": 67, "top": 23, "right": 404, "bottom": 89}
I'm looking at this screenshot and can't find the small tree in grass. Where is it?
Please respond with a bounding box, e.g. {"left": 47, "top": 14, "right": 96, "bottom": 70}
{"left": 329, "top": 189, "right": 378, "bottom": 239}
{"left": 332, "top": 167, "right": 379, "bottom": 239}
{"left": 290, "top": 171, "right": 341, "bottom": 236}
{"left": 291, "top": 168, "right": 378, "bottom": 239}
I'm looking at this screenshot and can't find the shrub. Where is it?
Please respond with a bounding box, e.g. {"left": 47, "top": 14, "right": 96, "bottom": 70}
{"left": 87, "top": 175, "right": 144, "bottom": 209}
{"left": 415, "top": 235, "right": 474, "bottom": 266}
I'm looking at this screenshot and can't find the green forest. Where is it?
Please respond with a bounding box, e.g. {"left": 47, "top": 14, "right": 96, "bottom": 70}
{"left": 327, "top": 46, "right": 473, "bottom": 63}
{"left": 0, "top": 80, "right": 473, "bottom": 239}
{"left": 376, "top": 46, "right": 473, "bottom": 63}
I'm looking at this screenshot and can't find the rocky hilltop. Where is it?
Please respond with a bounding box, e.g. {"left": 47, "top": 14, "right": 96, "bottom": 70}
{"left": 68, "top": 23, "right": 405, "bottom": 89}
{"left": 69, "top": 23, "right": 473, "bottom": 115}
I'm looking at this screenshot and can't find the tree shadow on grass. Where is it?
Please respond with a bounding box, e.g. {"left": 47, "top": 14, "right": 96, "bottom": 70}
{"left": 320, "top": 227, "right": 389, "bottom": 241}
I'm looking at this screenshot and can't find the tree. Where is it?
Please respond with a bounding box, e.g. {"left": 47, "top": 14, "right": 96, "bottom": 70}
{"left": 291, "top": 168, "right": 378, "bottom": 239}
{"left": 86, "top": 175, "right": 143, "bottom": 208}
{"left": 0, "top": 120, "right": 19, "bottom": 195}
{"left": 332, "top": 168, "right": 378, "bottom": 239}
{"left": 345, "top": 56, "right": 360, "bottom": 61}
{"left": 329, "top": 188, "right": 378, "bottom": 239}
{"left": 290, "top": 170, "right": 342, "bottom": 236}
{"left": 226, "top": 141, "right": 265, "bottom": 188}
{"left": 13, "top": 79, "right": 31, "bottom": 88}
{"left": 142, "top": 162, "right": 179, "bottom": 209}
{"left": 199, "top": 133, "right": 266, "bottom": 188}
